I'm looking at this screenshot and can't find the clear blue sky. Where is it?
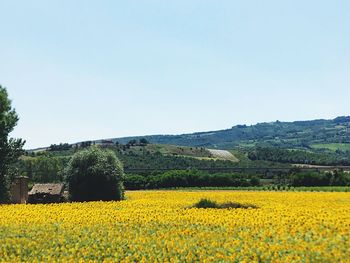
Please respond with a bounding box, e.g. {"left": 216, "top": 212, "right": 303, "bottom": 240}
{"left": 1, "top": 0, "right": 349, "bottom": 149}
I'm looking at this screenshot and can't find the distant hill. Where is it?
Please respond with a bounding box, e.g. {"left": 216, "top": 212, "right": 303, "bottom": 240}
{"left": 108, "top": 116, "right": 350, "bottom": 151}
{"left": 113, "top": 143, "right": 239, "bottom": 162}
{"left": 29, "top": 116, "right": 350, "bottom": 167}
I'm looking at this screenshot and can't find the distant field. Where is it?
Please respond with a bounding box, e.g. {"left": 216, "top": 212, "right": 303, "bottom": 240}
{"left": 208, "top": 149, "right": 239, "bottom": 162}
{"left": 311, "top": 143, "right": 350, "bottom": 151}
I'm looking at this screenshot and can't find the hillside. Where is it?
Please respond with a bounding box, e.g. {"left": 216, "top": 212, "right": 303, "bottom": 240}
{"left": 107, "top": 116, "right": 350, "bottom": 151}
{"left": 20, "top": 138, "right": 350, "bottom": 188}
{"left": 26, "top": 116, "right": 350, "bottom": 173}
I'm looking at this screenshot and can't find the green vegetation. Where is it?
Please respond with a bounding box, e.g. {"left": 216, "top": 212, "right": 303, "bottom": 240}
{"left": 19, "top": 144, "right": 259, "bottom": 186}
{"left": 290, "top": 170, "right": 350, "bottom": 186}
{"left": 65, "top": 147, "right": 124, "bottom": 201}
{"left": 110, "top": 144, "right": 286, "bottom": 171}
{"left": 18, "top": 155, "right": 68, "bottom": 183}
{"left": 193, "top": 198, "right": 257, "bottom": 209}
{"left": 12, "top": 115, "right": 350, "bottom": 194}
{"left": 311, "top": 143, "right": 350, "bottom": 152}
{"left": 117, "top": 151, "right": 238, "bottom": 171}
{"left": 124, "top": 170, "right": 260, "bottom": 190}
{"left": 194, "top": 199, "right": 218, "bottom": 208}
{"left": 49, "top": 143, "right": 72, "bottom": 152}
{"left": 123, "top": 169, "right": 350, "bottom": 190}
{"left": 285, "top": 186, "right": 350, "bottom": 192}
{"left": 164, "top": 186, "right": 350, "bottom": 192}
{"left": 110, "top": 143, "right": 238, "bottom": 162}
{"left": 0, "top": 86, "right": 25, "bottom": 203}
{"left": 248, "top": 147, "right": 350, "bottom": 165}
{"left": 17, "top": 141, "right": 350, "bottom": 191}
{"left": 112, "top": 116, "right": 350, "bottom": 150}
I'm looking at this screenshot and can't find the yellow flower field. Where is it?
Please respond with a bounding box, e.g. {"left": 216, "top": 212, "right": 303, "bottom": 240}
{"left": 0, "top": 191, "right": 349, "bottom": 262}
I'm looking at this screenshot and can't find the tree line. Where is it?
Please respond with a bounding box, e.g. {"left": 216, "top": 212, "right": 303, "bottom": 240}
{"left": 124, "top": 170, "right": 261, "bottom": 190}
{"left": 248, "top": 147, "right": 350, "bottom": 166}
{"left": 124, "top": 169, "right": 350, "bottom": 190}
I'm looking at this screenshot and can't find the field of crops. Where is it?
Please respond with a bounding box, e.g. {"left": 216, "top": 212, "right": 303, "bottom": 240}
{"left": 0, "top": 191, "right": 349, "bottom": 262}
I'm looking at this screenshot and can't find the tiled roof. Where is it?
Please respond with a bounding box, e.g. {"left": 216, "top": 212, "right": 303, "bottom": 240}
{"left": 29, "top": 183, "right": 64, "bottom": 196}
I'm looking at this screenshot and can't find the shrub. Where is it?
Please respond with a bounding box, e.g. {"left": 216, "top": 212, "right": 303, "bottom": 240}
{"left": 194, "top": 199, "right": 219, "bottom": 208}
{"left": 65, "top": 147, "right": 124, "bottom": 202}
{"left": 124, "top": 174, "right": 147, "bottom": 190}
{"left": 193, "top": 198, "right": 258, "bottom": 209}
{"left": 250, "top": 177, "right": 261, "bottom": 186}
{"left": 220, "top": 202, "right": 258, "bottom": 209}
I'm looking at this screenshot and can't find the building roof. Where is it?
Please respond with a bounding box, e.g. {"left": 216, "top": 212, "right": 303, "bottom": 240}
{"left": 29, "top": 183, "right": 64, "bottom": 196}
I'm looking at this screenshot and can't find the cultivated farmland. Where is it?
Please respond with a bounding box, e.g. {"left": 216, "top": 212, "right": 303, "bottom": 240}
{"left": 0, "top": 191, "right": 349, "bottom": 262}
{"left": 208, "top": 149, "right": 239, "bottom": 162}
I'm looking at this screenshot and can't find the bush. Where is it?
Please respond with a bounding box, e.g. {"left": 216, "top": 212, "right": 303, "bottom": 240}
{"left": 194, "top": 199, "right": 219, "bottom": 208}
{"left": 250, "top": 177, "right": 261, "bottom": 186}
{"left": 220, "top": 202, "right": 258, "bottom": 209}
{"left": 291, "top": 172, "right": 328, "bottom": 187}
{"left": 65, "top": 147, "right": 124, "bottom": 202}
{"left": 290, "top": 171, "right": 350, "bottom": 187}
{"left": 124, "top": 174, "right": 147, "bottom": 190}
{"left": 193, "top": 198, "right": 258, "bottom": 209}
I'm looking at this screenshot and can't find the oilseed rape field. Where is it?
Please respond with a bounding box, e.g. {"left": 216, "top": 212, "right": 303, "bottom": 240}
{"left": 0, "top": 191, "right": 349, "bottom": 262}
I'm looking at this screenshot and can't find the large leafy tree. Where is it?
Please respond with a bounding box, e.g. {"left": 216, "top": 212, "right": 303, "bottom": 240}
{"left": 65, "top": 146, "right": 125, "bottom": 202}
{"left": 0, "top": 86, "right": 25, "bottom": 203}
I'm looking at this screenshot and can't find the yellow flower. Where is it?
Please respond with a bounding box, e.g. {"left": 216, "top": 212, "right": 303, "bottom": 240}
{"left": 0, "top": 191, "right": 349, "bottom": 262}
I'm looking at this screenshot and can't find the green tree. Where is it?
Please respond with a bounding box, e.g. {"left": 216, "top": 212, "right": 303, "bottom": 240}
{"left": 32, "top": 155, "right": 63, "bottom": 183}
{"left": 0, "top": 86, "right": 25, "bottom": 203}
{"left": 127, "top": 139, "right": 137, "bottom": 146}
{"left": 65, "top": 146, "right": 124, "bottom": 201}
{"left": 139, "top": 138, "right": 149, "bottom": 145}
